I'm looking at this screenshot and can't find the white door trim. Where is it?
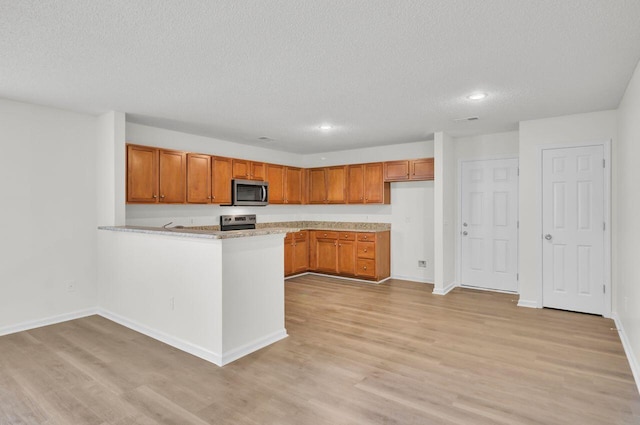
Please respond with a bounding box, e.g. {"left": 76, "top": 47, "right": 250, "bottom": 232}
{"left": 536, "top": 140, "right": 611, "bottom": 317}
{"left": 457, "top": 156, "right": 520, "bottom": 292}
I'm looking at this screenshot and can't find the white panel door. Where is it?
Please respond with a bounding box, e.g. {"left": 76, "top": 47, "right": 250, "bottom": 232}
{"left": 460, "top": 159, "right": 519, "bottom": 292}
{"left": 542, "top": 145, "right": 604, "bottom": 315}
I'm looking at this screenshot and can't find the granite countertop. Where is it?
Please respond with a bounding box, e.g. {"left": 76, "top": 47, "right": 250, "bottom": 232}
{"left": 98, "top": 226, "right": 297, "bottom": 239}
{"left": 99, "top": 221, "right": 390, "bottom": 239}
{"left": 188, "top": 221, "right": 391, "bottom": 232}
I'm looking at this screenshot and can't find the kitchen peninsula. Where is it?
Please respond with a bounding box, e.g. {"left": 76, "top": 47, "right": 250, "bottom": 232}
{"left": 98, "top": 219, "right": 390, "bottom": 366}
{"left": 97, "top": 225, "right": 293, "bottom": 366}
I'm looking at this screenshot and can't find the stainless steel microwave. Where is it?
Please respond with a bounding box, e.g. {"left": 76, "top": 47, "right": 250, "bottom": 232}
{"left": 232, "top": 179, "right": 269, "bottom": 206}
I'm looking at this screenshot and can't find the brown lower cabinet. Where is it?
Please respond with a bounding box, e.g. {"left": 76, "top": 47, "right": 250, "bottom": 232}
{"left": 299, "top": 230, "right": 390, "bottom": 281}
{"left": 284, "top": 231, "right": 309, "bottom": 277}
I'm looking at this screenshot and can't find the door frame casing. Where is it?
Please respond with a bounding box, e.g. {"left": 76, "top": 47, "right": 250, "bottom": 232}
{"left": 457, "top": 156, "right": 520, "bottom": 292}
{"left": 536, "top": 140, "right": 612, "bottom": 317}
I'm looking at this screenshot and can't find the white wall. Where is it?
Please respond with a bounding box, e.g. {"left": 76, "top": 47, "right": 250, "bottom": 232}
{"left": 0, "top": 99, "right": 99, "bottom": 333}
{"left": 125, "top": 123, "right": 436, "bottom": 283}
{"left": 518, "top": 110, "right": 617, "bottom": 307}
{"left": 97, "top": 111, "right": 126, "bottom": 226}
{"left": 616, "top": 59, "right": 640, "bottom": 383}
{"left": 433, "top": 132, "right": 456, "bottom": 293}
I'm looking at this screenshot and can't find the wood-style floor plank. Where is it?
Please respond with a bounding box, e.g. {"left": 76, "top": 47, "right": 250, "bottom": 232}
{"left": 1, "top": 276, "right": 639, "bottom": 424}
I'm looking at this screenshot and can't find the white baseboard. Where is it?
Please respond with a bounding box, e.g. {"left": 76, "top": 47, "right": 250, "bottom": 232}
{"left": 432, "top": 281, "right": 457, "bottom": 296}
{"left": 0, "top": 308, "right": 98, "bottom": 337}
{"left": 517, "top": 299, "right": 539, "bottom": 308}
{"left": 612, "top": 313, "right": 640, "bottom": 395}
{"left": 221, "top": 330, "right": 288, "bottom": 366}
{"left": 97, "top": 309, "right": 223, "bottom": 366}
{"left": 390, "top": 274, "right": 434, "bottom": 284}
{"left": 305, "top": 272, "right": 390, "bottom": 284}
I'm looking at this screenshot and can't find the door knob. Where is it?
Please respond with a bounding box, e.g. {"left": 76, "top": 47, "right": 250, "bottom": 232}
{"left": 462, "top": 231, "right": 468, "bottom": 236}
{"left": 544, "top": 234, "right": 553, "bottom": 240}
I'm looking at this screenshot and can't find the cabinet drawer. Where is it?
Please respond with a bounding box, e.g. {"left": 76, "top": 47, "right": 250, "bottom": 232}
{"left": 339, "top": 232, "right": 356, "bottom": 241}
{"left": 316, "top": 231, "right": 339, "bottom": 240}
{"left": 357, "top": 232, "right": 376, "bottom": 242}
{"left": 294, "top": 231, "right": 308, "bottom": 241}
{"left": 357, "top": 241, "right": 375, "bottom": 259}
{"left": 357, "top": 259, "right": 376, "bottom": 278}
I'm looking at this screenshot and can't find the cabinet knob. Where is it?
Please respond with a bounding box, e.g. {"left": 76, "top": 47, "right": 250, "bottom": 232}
{"left": 152, "top": 195, "right": 158, "bottom": 198}
{"left": 364, "top": 235, "right": 368, "bottom": 239}
{"left": 364, "top": 249, "right": 367, "bottom": 252}
{"left": 208, "top": 196, "right": 211, "bottom": 199}
{"left": 363, "top": 266, "right": 367, "bottom": 270}
{"left": 160, "top": 195, "right": 165, "bottom": 199}
{"left": 324, "top": 233, "right": 327, "bottom": 237}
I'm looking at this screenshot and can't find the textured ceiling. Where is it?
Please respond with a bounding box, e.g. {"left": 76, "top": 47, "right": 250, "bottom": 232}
{"left": 1, "top": 1, "right": 640, "bottom": 153}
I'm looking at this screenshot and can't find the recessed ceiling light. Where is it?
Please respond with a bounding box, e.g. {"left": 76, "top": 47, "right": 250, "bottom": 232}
{"left": 319, "top": 124, "right": 333, "bottom": 131}
{"left": 467, "top": 92, "right": 488, "bottom": 101}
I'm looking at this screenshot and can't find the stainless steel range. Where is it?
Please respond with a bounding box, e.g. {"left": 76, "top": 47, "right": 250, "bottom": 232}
{"left": 220, "top": 214, "right": 257, "bottom": 231}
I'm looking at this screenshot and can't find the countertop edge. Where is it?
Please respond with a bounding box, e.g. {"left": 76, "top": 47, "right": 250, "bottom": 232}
{"left": 98, "top": 226, "right": 295, "bottom": 239}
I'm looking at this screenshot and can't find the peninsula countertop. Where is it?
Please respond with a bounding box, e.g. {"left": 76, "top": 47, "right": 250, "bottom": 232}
{"left": 98, "top": 221, "right": 391, "bottom": 239}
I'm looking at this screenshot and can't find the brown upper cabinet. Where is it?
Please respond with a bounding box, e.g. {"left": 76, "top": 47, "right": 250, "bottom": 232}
{"left": 185, "top": 153, "right": 232, "bottom": 204}
{"left": 347, "top": 162, "right": 390, "bottom": 204}
{"left": 266, "top": 164, "right": 285, "bottom": 204}
{"left": 383, "top": 158, "right": 434, "bottom": 182}
{"left": 233, "top": 159, "right": 265, "bottom": 181}
{"left": 127, "top": 144, "right": 186, "bottom": 203}
{"left": 266, "top": 164, "right": 305, "bottom": 204}
{"left": 211, "top": 156, "right": 233, "bottom": 204}
{"left": 308, "top": 166, "right": 347, "bottom": 204}
{"left": 186, "top": 153, "right": 211, "bottom": 203}
{"left": 285, "top": 167, "right": 305, "bottom": 204}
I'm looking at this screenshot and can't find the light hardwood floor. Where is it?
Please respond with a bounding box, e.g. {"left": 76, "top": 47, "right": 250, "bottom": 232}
{"left": 1, "top": 276, "right": 639, "bottom": 424}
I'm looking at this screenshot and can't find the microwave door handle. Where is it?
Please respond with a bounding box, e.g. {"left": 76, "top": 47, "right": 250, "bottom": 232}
{"left": 261, "top": 186, "right": 266, "bottom": 202}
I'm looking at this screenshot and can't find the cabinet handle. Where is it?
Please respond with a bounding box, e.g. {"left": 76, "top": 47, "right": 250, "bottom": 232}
{"left": 212, "top": 195, "right": 215, "bottom": 199}
{"left": 152, "top": 195, "right": 158, "bottom": 198}
{"left": 160, "top": 195, "right": 165, "bottom": 199}
{"left": 207, "top": 196, "right": 212, "bottom": 199}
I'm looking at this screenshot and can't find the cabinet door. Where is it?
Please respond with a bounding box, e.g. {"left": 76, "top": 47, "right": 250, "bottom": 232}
{"left": 337, "top": 239, "right": 356, "bottom": 276}
{"left": 250, "top": 162, "right": 266, "bottom": 181}
{"left": 266, "top": 164, "right": 285, "bottom": 204}
{"left": 159, "top": 149, "right": 186, "bottom": 203}
{"left": 315, "top": 238, "right": 338, "bottom": 273}
{"left": 364, "top": 163, "right": 386, "bottom": 203}
{"left": 186, "top": 153, "right": 211, "bottom": 204}
{"left": 127, "top": 145, "right": 158, "bottom": 203}
{"left": 293, "top": 238, "right": 309, "bottom": 274}
{"left": 308, "top": 168, "right": 327, "bottom": 204}
{"left": 411, "top": 158, "right": 434, "bottom": 180}
{"left": 212, "top": 156, "right": 233, "bottom": 204}
{"left": 384, "top": 160, "right": 410, "bottom": 181}
{"left": 285, "top": 167, "right": 304, "bottom": 204}
{"left": 326, "top": 166, "right": 347, "bottom": 204}
{"left": 284, "top": 234, "right": 294, "bottom": 276}
{"left": 232, "top": 159, "right": 250, "bottom": 179}
{"left": 347, "top": 164, "right": 365, "bottom": 204}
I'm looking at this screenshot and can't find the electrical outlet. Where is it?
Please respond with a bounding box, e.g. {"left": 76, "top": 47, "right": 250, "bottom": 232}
{"left": 418, "top": 260, "right": 427, "bottom": 268}
{"left": 66, "top": 281, "right": 76, "bottom": 292}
